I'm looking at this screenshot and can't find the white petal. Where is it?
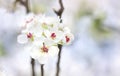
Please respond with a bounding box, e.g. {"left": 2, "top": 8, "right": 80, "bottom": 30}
{"left": 48, "top": 46, "right": 59, "bottom": 57}
{"left": 21, "top": 29, "right": 29, "bottom": 33}
{"left": 33, "top": 39, "right": 44, "bottom": 46}
{"left": 38, "top": 56, "right": 49, "bottom": 64}
{"left": 17, "top": 34, "right": 28, "bottom": 44}
{"left": 63, "top": 27, "right": 71, "bottom": 33}
{"left": 25, "top": 13, "right": 34, "bottom": 21}
{"left": 56, "top": 31, "right": 64, "bottom": 39}
{"left": 30, "top": 50, "right": 40, "bottom": 59}
{"left": 44, "top": 30, "right": 51, "bottom": 38}
{"left": 44, "top": 39, "right": 55, "bottom": 46}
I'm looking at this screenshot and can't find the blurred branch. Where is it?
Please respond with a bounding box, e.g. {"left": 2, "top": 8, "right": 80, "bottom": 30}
{"left": 105, "top": 25, "right": 120, "bottom": 34}
{"left": 14, "top": 0, "right": 30, "bottom": 13}
{"left": 53, "top": 0, "right": 64, "bottom": 22}
{"left": 15, "top": 0, "right": 35, "bottom": 76}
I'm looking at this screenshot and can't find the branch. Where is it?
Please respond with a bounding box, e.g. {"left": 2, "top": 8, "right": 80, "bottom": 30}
{"left": 54, "top": 0, "right": 64, "bottom": 76}
{"left": 53, "top": 0, "right": 64, "bottom": 22}
{"left": 14, "top": 0, "right": 30, "bottom": 13}
{"left": 31, "top": 58, "right": 35, "bottom": 76}
{"left": 41, "top": 64, "right": 44, "bottom": 76}
{"left": 56, "top": 44, "right": 62, "bottom": 76}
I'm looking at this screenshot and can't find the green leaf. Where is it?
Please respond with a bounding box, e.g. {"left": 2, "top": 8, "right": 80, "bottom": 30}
{"left": 90, "top": 14, "right": 112, "bottom": 41}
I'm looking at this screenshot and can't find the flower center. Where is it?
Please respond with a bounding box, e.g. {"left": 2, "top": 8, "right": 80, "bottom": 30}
{"left": 41, "top": 43, "right": 48, "bottom": 53}
{"left": 42, "top": 22, "right": 48, "bottom": 29}
{"left": 51, "top": 33, "right": 56, "bottom": 39}
{"left": 27, "top": 32, "right": 33, "bottom": 38}
{"left": 65, "top": 36, "right": 70, "bottom": 43}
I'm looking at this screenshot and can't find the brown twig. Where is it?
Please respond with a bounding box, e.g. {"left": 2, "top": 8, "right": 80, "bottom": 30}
{"left": 41, "top": 64, "right": 44, "bottom": 76}
{"left": 53, "top": 0, "right": 64, "bottom": 22}
{"left": 56, "top": 44, "right": 62, "bottom": 76}
{"left": 14, "top": 0, "right": 30, "bottom": 13}
{"left": 31, "top": 58, "right": 35, "bottom": 76}
{"left": 54, "top": 0, "right": 64, "bottom": 76}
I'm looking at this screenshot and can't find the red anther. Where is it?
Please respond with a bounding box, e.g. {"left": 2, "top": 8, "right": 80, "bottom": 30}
{"left": 51, "top": 33, "right": 56, "bottom": 39}
{"left": 65, "top": 36, "right": 70, "bottom": 43}
{"left": 41, "top": 43, "right": 48, "bottom": 53}
{"left": 27, "top": 32, "right": 33, "bottom": 38}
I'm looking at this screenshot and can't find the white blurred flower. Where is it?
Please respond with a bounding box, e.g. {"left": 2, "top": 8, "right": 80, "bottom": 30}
{"left": 0, "top": 70, "right": 6, "bottom": 76}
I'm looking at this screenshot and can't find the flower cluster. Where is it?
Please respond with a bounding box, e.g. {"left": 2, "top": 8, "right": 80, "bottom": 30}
{"left": 17, "top": 14, "right": 74, "bottom": 64}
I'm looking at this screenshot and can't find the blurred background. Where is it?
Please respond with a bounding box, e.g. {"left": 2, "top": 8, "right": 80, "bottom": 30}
{"left": 0, "top": 0, "right": 120, "bottom": 76}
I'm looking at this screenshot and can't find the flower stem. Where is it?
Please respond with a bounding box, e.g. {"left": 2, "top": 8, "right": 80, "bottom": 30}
{"left": 41, "top": 64, "right": 44, "bottom": 76}
{"left": 31, "top": 58, "right": 35, "bottom": 76}
{"left": 56, "top": 44, "right": 62, "bottom": 76}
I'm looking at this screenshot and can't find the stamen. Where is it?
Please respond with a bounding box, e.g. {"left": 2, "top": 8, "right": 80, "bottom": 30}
{"left": 51, "top": 33, "right": 56, "bottom": 39}
{"left": 42, "top": 22, "right": 48, "bottom": 29}
{"left": 41, "top": 43, "right": 48, "bottom": 53}
{"left": 27, "top": 32, "right": 33, "bottom": 38}
{"left": 65, "top": 36, "right": 70, "bottom": 43}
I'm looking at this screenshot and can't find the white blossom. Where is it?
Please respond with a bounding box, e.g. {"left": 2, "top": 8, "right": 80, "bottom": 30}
{"left": 30, "top": 42, "right": 59, "bottom": 64}
{"left": 17, "top": 14, "right": 74, "bottom": 63}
